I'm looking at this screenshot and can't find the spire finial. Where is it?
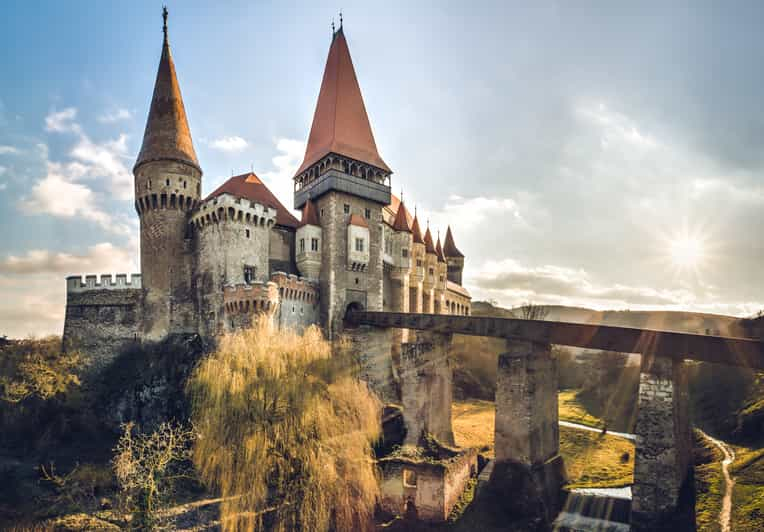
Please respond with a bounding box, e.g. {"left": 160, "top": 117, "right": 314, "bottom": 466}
{"left": 331, "top": 17, "right": 335, "bottom": 34}
{"left": 162, "top": 6, "right": 168, "bottom": 39}
{"left": 400, "top": 187, "right": 404, "bottom": 204}
{"left": 339, "top": 10, "right": 343, "bottom": 28}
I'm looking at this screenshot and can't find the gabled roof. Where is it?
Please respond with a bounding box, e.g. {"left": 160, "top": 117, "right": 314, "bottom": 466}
{"left": 411, "top": 214, "right": 424, "bottom": 245}
{"left": 391, "top": 200, "right": 412, "bottom": 232}
{"left": 206, "top": 172, "right": 300, "bottom": 228}
{"left": 348, "top": 213, "right": 369, "bottom": 228}
{"left": 423, "top": 227, "right": 436, "bottom": 254}
{"left": 298, "top": 198, "right": 320, "bottom": 227}
{"left": 135, "top": 13, "right": 200, "bottom": 173}
{"left": 435, "top": 235, "right": 446, "bottom": 263}
{"left": 443, "top": 226, "right": 464, "bottom": 258}
{"left": 294, "top": 28, "right": 390, "bottom": 177}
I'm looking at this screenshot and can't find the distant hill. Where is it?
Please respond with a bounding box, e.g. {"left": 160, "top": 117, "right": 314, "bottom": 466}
{"left": 470, "top": 301, "right": 754, "bottom": 338}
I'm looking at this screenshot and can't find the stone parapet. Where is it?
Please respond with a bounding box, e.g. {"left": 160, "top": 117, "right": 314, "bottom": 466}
{"left": 67, "top": 274, "right": 142, "bottom": 293}
{"left": 191, "top": 192, "right": 277, "bottom": 230}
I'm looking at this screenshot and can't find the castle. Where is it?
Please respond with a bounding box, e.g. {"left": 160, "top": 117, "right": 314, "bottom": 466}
{"left": 62, "top": 12, "right": 471, "bottom": 367}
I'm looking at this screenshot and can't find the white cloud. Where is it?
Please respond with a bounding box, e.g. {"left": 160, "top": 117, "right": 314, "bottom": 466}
{"left": 98, "top": 108, "right": 132, "bottom": 123}
{"left": 0, "top": 145, "right": 19, "bottom": 154}
{"left": 210, "top": 135, "right": 249, "bottom": 152}
{"left": 261, "top": 138, "right": 305, "bottom": 216}
{"left": 0, "top": 242, "right": 137, "bottom": 275}
{"left": 19, "top": 162, "right": 132, "bottom": 236}
{"left": 45, "top": 107, "right": 80, "bottom": 133}
{"left": 0, "top": 242, "right": 139, "bottom": 338}
{"left": 70, "top": 133, "right": 133, "bottom": 199}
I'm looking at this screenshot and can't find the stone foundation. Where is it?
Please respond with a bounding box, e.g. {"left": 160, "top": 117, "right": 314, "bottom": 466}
{"left": 631, "top": 356, "right": 695, "bottom": 531}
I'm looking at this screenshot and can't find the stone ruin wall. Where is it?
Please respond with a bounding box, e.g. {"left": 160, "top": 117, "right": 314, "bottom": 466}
{"left": 63, "top": 274, "right": 143, "bottom": 372}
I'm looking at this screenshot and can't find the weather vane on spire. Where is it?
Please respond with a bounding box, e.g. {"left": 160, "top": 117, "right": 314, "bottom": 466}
{"left": 331, "top": 17, "right": 335, "bottom": 34}
{"left": 162, "top": 6, "right": 168, "bottom": 38}
{"left": 339, "top": 10, "right": 343, "bottom": 28}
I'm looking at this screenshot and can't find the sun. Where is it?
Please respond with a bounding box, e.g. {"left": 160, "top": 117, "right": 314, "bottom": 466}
{"left": 669, "top": 235, "right": 705, "bottom": 270}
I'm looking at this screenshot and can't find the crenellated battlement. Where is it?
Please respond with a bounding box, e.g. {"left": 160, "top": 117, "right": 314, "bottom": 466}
{"left": 67, "top": 274, "right": 142, "bottom": 293}
{"left": 191, "top": 193, "right": 277, "bottom": 231}
{"left": 223, "top": 281, "right": 279, "bottom": 315}
{"left": 271, "top": 271, "right": 319, "bottom": 304}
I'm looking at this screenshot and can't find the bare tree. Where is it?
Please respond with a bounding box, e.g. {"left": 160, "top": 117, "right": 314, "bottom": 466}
{"left": 514, "top": 301, "right": 550, "bottom": 321}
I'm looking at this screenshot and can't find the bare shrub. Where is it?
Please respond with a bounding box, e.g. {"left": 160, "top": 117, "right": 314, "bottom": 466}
{"left": 187, "top": 319, "right": 382, "bottom": 532}
{"left": 514, "top": 302, "right": 549, "bottom": 321}
{"left": 112, "top": 421, "right": 194, "bottom": 530}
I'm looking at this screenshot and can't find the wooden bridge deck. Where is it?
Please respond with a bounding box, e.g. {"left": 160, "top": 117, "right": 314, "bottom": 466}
{"left": 346, "top": 311, "right": 764, "bottom": 370}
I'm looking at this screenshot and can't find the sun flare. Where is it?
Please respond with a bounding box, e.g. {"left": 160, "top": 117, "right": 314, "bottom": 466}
{"left": 669, "top": 235, "right": 705, "bottom": 270}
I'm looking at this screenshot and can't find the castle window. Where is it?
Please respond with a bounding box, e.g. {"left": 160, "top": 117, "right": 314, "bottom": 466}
{"left": 148, "top": 179, "right": 152, "bottom": 190}
{"left": 300, "top": 238, "right": 305, "bottom": 253}
{"left": 365, "top": 208, "right": 371, "bottom": 219}
{"left": 355, "top": 238, "right": 364, "bottom": 252}
{"left": 428, "top": 268, "right": 434, "bottom": 277}
{"left": 417, "top": 259, "right": 423, "bottom": 267}
{"left": 166, "top": 179, "right": 170, "bottom": 186}
{"left": 246, "top": 229, "right": 250, "bottom": 238}
{"left": 344, "top": 204, "right": 350, "bottom": 214}
{"left": 292, "top": 306, "right": 296, "bottom": 313}
{"left": 183, "top": 180, "right": 187, "bottom": 188}
{"left": 244, "top": 265, "right": 256, "bottom": 284}
{"left": 320, "top": 208, "right": 324, "bottom": 217}
{"left": 402, "top": 248, "right": 409, "bottom": 258}
{"left": 311, "top": 238, "right": 319, "bottom": 251}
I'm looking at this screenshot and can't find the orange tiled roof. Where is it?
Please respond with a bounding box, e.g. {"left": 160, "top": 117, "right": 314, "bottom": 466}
{"left": 135, "top": 27, "right": 200, "bottom": 173}
{"left": 348, "top": 213, "right": 369, "bottom": 228}
{"left": 206, "top": 172, "right": 300, "bottom": 228}
{"left": 411, "top": 214, "right": 424, "bottom": 245}
{"left": 391, "top": 200, "right": 412, "bottom": 232}
{"left": 423, "top": 227, "right": 436, "bottom": 254}
{"left": 443, "top": 226, "right": 464, "bottom": 258}
{"left": 435, "top": 235, "right": 446, "bottom": 263}
{"left": 298, "top": 198, "right": 320, "bottom": 227}
{"left": 295, "top": 28, "right": 390, "bottom": 177}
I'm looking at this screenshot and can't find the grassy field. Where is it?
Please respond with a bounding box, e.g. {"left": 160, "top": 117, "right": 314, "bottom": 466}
{"left": 693, "top": 432, "right": 724, "bottom": 532}
{"left": 730, "top": 445, "right": 764, "bottom": 531}
{"left": 452, "top": 398, "right": 634, "bottom": 489}
{"left": 558, "top": 389, "right": 605, "bottom": 428}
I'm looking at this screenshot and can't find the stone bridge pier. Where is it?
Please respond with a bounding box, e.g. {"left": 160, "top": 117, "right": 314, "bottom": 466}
{"left": 400, "top": 331, "right": 455, "bottom": 446}
{"left": 632, "top": 355, "right": 694, "bottom": 531}
{"left": 492, "top": 339, "right": 567, "bottom": 522}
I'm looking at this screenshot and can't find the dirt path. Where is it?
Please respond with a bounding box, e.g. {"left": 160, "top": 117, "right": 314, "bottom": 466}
{"left": 699, "top": 430, "right": 736, "bottom": 532}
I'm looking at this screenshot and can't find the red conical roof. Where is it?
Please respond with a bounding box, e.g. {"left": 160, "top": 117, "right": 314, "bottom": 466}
{"left": 299, "top": 198, "right": 320, "bottom": 227}
{"left": 294, "top": 28, "right": 390, "bottom": 176}
{"left": 443, "top": 226, "right": 464, "bottom": 258}
{"left": 423, "top": 227, "right": 436, "bottom": 254}
{"left": 392, "top": 200, "right": 412, "bottom": 232}
{"left": 435, "top": 235, "right": 446, "bottom": 263}
{"left": 411, "top": 214, "right": 424, "bottom": 244}
{"left": 135, "top": 13, "right": 200, "bottom": 173}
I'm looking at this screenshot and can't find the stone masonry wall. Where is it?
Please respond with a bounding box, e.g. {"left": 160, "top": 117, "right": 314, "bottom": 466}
{"left": 316, "top": 192, "right": 384, "bottom": 338}
{"left": 401, "top": 332, "right": 455, "bottom": 446}
{"left": 63, "top": 282, "right": 143, "bottom": 372}
{"left": 632, "top": 356, "right": 694, "bottom": 531}
{"left": 272, "top": 272, "right": 320, "bottom": 332}
{"left": 495, "top": 340, "right": 559, "bottom": 465}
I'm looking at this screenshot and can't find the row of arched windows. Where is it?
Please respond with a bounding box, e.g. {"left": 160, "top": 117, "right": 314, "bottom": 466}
{"left": 136, "top": 193, "right": 197, "bottom": 214}
{"left": 295, "top": 156, "right": 389, "bottom": 191}
{"left": 278, "top": 286, "right": 317, "bottom": 303}
{"left": 445, "top": 300, "right": 470, "bottom": 316}
{"left": 192, "top": 206, "right": 274, "bottom": 230}
{"left": 225, "top": 299, "right": 273, "bottom": 314}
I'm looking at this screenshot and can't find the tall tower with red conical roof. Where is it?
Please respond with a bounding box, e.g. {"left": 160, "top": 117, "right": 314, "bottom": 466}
{"left": 294, "top": 23, "right": 392, "bottom": 336}
{"left": 134, "top": 7, "right": 202, "bottom": 339}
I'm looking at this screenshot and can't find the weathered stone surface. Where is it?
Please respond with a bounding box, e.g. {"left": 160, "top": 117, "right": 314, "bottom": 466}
{"left": 631, "top": 356, "right": 695, "bottom": 531}
{"left": 400, "top": 331, "right": 455, "bottom": 446}
{"left": 495, "top": 340, "right": 559, "bottom": 466}
{"left": 344, "top": 325, "right": 395, "bottom": 403}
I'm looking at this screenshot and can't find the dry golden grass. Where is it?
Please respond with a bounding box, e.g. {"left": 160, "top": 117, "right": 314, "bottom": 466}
{"left": 452, "top": 399, "right": 634, "bottom": 488}
{"left": 187, "top": 320, "right": 382, "bottom": 532}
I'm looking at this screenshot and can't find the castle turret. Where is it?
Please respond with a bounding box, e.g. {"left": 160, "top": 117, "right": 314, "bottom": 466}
{"left": 422, "top": 226, "right": 438, "bottom": 313}
{"left": 443, "top": 226, "right": 464, "bottom": 286}
{"left": 296, "top": 199, "right": 322, "bottom": 281}
{"left": 409, "top": 212, "right": 425, "bottom": 313}
{"left": 293, "top": 24, "right": 391, "bottom": 336}
{"left": 389, "top": 199, "right": 412, "bottom": 315}
{"left": 134, "top": 8, "right": 202, "bottom": 339}
{"left": 434, "top": 233, "right": 448, "bottom": 312}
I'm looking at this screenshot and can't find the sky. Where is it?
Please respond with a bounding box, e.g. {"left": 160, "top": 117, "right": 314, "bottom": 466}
{"left": 2, "top": 1, "right": 764, "bottom": 337}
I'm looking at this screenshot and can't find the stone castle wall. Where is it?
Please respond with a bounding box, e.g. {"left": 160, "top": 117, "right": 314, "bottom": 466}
{"left": 63, "top": 275, "right": 143, "bottom": 371}
{"left": 272, "top": 272, "right": 320, "bottom": 332}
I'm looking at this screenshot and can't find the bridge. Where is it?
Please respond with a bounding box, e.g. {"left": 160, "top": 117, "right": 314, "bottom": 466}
{"left": 344, "top": 309, "right": 764, "bottom": 530}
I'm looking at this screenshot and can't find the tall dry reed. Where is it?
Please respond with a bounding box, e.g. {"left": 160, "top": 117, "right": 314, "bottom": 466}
{"left": 187, "top": 320, "right": 381, "bottom": 532}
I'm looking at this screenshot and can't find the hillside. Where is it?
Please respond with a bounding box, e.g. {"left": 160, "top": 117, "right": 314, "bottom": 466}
{"left": 470, "top": 301, "right": 749, "bottom": 337}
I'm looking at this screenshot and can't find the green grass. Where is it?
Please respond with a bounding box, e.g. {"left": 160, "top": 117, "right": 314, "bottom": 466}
{"left": 558, "top": 389, "right": 604, "bottom": 428}
{"left": 694, "top": 432, "right": 724, "bottom": 532}
{"left": 730, "top": 445, "right": 764, "bottom": 531}
{"left": 452, "top": 398, "right": 634, "bottom": 489}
